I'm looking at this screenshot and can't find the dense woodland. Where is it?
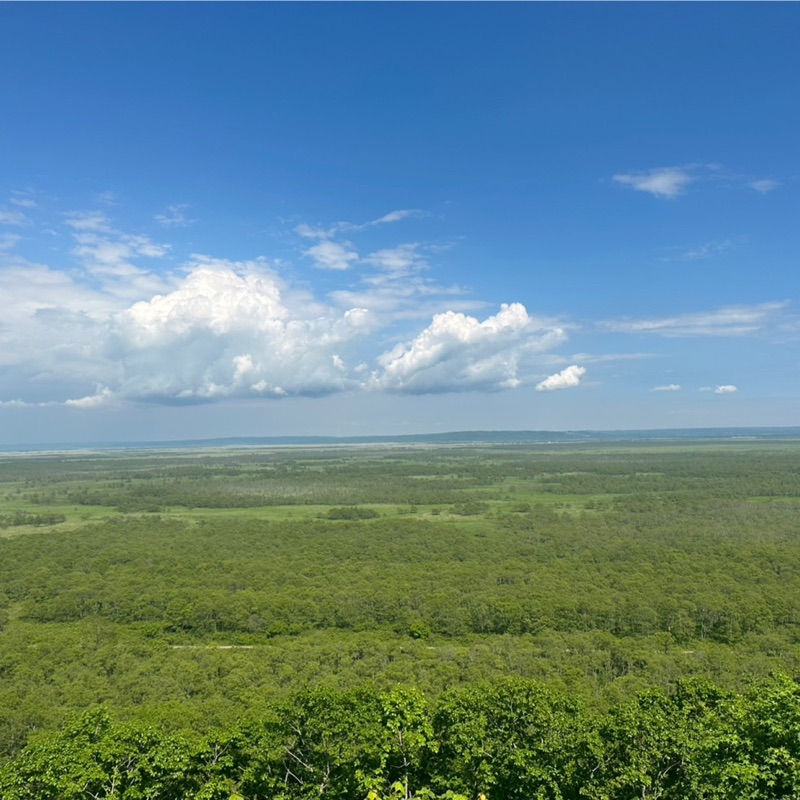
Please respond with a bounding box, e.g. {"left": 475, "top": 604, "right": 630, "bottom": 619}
{"left": 1, "top": 440, "right": 800, "bottom": 797}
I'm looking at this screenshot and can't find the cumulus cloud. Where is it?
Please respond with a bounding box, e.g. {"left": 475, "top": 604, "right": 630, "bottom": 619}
{"left": 652, "top": 384, "right": 682, "bottom": 392}
{"left": 613, "top": 167, "right": 694, "bottom": 199}
{"left": 1, "top": 210, "right": 576, "bottom": 408}
{"left": 601, "top": 302, "right": 789, "bottom": 337}
{"left": 304, "top": 240, "right": 359, "bottom": 270}
{"left": 65, "top": 387, "right": 116, "bottom": 408}
{"left": 699, "top": 385, "right": 738, "bottom": 394}
{"left": 0, "top": 253, "right": 120, "bottom": 400}
{"left": 371, "top": 303, "right": 567, "bottom": 394}
{"left": 109, "top": 259, "right": 378, "bottom": 402}
{"left": 535, "top": 364, "right": 586, "bottom": 392}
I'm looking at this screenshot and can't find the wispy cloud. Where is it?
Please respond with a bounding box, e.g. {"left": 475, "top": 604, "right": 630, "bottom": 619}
{"left": 0, "top": 208, "right": 29, "bottom": 226}
{"left": 601, "top": 301, "right": 789, "bottom": 337}
{"left": 9, "top": 195, "right": 37, "bottom": 209}
{"left": 330, "top": 275, "right": 476, "bottom": 321}
{"left": 536, "top": 364, "right": 586, "bottom": 392}
{"left": 295, "top": 209, "right": 423, "bottom": 240}
{"left": 671, "top": 238, "right": 739, "bottom": 262}
{"left": 652, "top": 384, "right": 682, "bottom": 392}
{"left": 363, "top": 243, "right": 427, "bottom": 274}
{"left": 0, "top": 233, "right": 21, "bottom": 251}
{"left": 613, "top": 164, "right": 785, "bottom": 199}
{"left": 64, "top": 210, "right": 113, "bottom": 232}
{"left": 295, "top": 223, "right": 332, "bottom": 239}
{"left": 748, "top": 179, "right": 780, "bottom": 194}
{"left": 61, "top": 211, "right": 173, "bottom": 300}
{"left": 366, "top": 209, "right": 423, "bottom": 226}
{"left": 155, "top": 204, "right": 196, "bottom": 228}
{"left": 96, "top": 191, "right": 119, "bottom": 206}
{"left": 613, "top": 167, "right": 694, "bottom": 199}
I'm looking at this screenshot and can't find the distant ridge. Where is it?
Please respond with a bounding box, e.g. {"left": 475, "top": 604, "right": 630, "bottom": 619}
{"left": 3, "top": 427, "right": 800, "bottom": 453}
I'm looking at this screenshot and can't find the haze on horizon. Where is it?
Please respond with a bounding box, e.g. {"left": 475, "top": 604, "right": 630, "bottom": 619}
{"left": 1, "top": 3, "right": 798, "bottom": 444}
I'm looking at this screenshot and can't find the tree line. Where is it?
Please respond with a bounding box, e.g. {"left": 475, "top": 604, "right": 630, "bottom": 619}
{"left": 4, "top": 676, "right": 800, "bottom": 799}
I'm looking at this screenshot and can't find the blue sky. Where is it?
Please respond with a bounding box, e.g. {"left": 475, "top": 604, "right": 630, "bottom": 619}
{"left": 1, "top": 3, "right": 798, "bottom": 443}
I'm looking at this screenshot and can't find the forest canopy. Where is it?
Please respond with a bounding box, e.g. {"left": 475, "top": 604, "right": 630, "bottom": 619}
{"left": 1, "top": 440, "right": 800, "bottom": 796}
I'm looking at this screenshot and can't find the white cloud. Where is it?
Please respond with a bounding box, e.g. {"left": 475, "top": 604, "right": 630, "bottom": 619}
{"left": 111, "top": 259, "right": 377, "bottom": 402}
{"left": 330, "top": 276, "right": 477, "bottom": 321}
{"left": 10, "top": 196, "right": 37, "bottom": 209}
{"left": 63, "top": 214, "right": 173, "bottom": 299}
{"left": 328, "top": 241, "right": 472, "bottom": 321}
{"left": 675, "top": 238, "right": 738, "bottom": 261}
{"left": 699, "top": 384, "right": 738, "bottom": 394}
{"left": 749, "top": 179, "right": 780, "bottom": 194}
{"left": 304, "top": 239, "right": 359, "bottom": 270}
{"left": 535, "top": 364, "right": 586, "bottom": 392}
{"left": 295, "top": 209, "right": 422, "bottom": 241}
{"left": 295, "top": 223, "right": 332, "bottom": 239}
{"left": 613, "top": 167, "right": 694, "bottom": 199}
{"left": 64, "top": 210, "right": 113, "bottom": 232}
{"left": 0, "top": 399, "right": 37, "bottom": 408}
{"left": 652, "top": 384, "right": 682, "bottom": 392}
{"left": 567, "top": 351, "right": 651, "bottom": 364}
{"left": 0, "top": 252, "right": 568, "bottom": 406}
{"left": 0, "top": 210, "right": 575, "bottom": 408}
{"left": 367, "top": 209, "right": 422, "bottom": 226}
{"left": 65, "top": 387, "right": 116, "bottom": 408}
{"left": 0, "top": 251, "right": 125, "bottom": 404}
{"left": 615, "top": 165, "right": 784, "bottom": 199}
{"left": 155, "top": 204, "right": 195, "bottom": 228}
{"left": 363, "top": 243, "right": 426, "bottom": 274}
{"left": 0, "top": 209, "right": 29, "bottom": 226}
{"left": 602, "top": 302, "right": 789, "bottom": 337}
{"left": 371, "top": 303, "right": 567, "bottom": 394}
{"left": 0, "top": 233, "right": 21, "bottom": 251}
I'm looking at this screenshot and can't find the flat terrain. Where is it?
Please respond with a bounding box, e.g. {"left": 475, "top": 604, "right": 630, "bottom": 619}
{"left": 2, "top": 440, "right": 800, "bottom": 758}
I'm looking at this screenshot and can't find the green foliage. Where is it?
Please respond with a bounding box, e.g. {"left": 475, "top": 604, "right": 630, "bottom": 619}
{"left": 327, "top": 506, "right": 380, "bottom": 520}
{"left": 0, "top": 509, "right": 65, "bottom": 528}
{"left": 5, "top": 678, "right": 800, "bottom": 799}
{"left": 2, "top": 440, "right": 800, "bottom": 776}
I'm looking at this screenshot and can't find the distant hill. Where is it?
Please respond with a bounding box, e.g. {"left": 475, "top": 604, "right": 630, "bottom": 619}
{"left": 3, "top": 427, "right": 800, "bottom": 453}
